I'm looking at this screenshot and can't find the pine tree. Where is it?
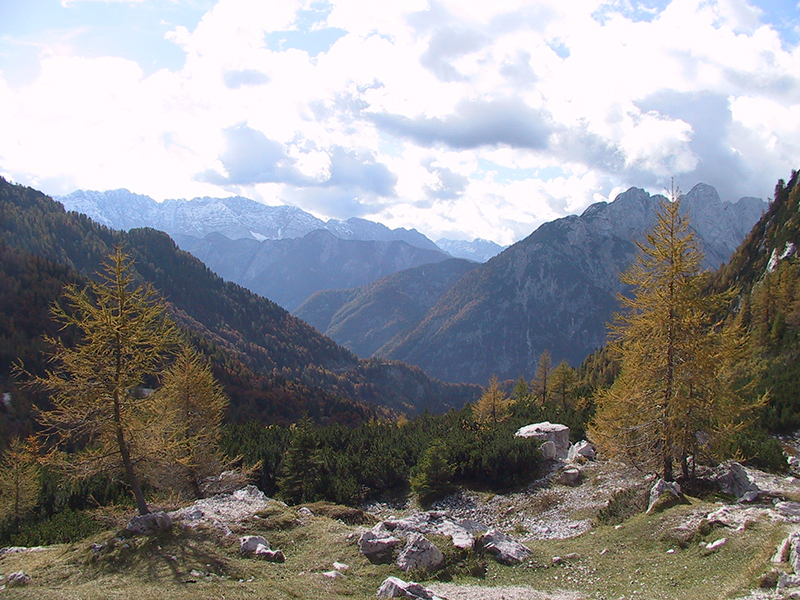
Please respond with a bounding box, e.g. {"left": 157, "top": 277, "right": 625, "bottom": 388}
{"left": 277, "top": 415, "right": 322, "bottom": 505}
{"left": 0, "top": 437, "right": 41, "bottom": 525}
{"left": 410, "top": 439, "right": 455, "bottom": 506}
{"left": 472, "top": 375, "right": 509, "bottom": 425}
{"left": 35, "top": 248, "right": 178, "bottom": 514}
{"left": 589, "top": 191, "right": 760, "bottom": 481}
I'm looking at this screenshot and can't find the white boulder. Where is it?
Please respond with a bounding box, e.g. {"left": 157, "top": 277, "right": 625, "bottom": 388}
{"left": 396, "top": 533, "right": 444, "bottom": 573}
{"left": 515, "top": 422, "right": 570, "bottom": 459}
{"left": 377, "top": 576, "right": 446, "bottom": 599}
{"left": 478, "top": 529, "right": 533, "bottom": 565}
{"left": 568, "top": 440, "right": 596, "bottom": 462}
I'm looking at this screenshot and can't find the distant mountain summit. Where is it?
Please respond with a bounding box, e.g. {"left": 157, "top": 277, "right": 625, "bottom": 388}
{"left": 56, "top": 189, "right": 438, "bottom": 249}
{"left": 376, "top": 184, "right": 766, "bottom": 384}
{"left": 436, "top": 238, "right": 506, "bottom": 263}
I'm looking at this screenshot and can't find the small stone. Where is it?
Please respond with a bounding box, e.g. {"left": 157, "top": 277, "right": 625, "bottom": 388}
{"left": 240, "top": 535, "right": 270, "bottom": 554}
{"left": 552, "top": 556, "right": 563, "bottom": 564}
{"left": 7, "top": 572, "right": 30, "bottom": 587}
{"left": 703, "top": 538, "right": 728, "bottom": 554}
{"left": 666, "top": 549, "right": 675, "bottom": 554}
{"left": 333, "top": 562, "right": 349, "bottom": 571}
{"left": 322, "top": 570, "right": 344, "bottom": 579}
{"left": 298, "top": 507, "right": 314, "bottom": 517}
{"left": 558, "top": 467, "right": 581, "bottom": 486}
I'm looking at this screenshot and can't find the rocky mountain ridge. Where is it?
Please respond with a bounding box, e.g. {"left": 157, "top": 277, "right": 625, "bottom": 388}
{"left": 56, "top": 189, "right": 440, "bottom": 250}
{"left": 377, "top": 184, "right": 766, "bottom": 384}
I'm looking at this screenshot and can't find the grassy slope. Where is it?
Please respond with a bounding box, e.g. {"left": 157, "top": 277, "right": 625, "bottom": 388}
{"left": 0, "top": 497, "right": 786, "bottom": 600}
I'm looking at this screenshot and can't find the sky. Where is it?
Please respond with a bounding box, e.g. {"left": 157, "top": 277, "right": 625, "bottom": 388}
{"left": 0, "top": 0, "right": 799, "bottom": 245}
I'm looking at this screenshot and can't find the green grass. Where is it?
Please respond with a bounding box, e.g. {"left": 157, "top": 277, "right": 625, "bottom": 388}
{"left": 0, "top": 498, "right": 788, "bottom": 600}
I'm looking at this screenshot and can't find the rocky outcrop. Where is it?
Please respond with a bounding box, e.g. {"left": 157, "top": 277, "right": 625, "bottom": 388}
{"left": 358, "top": 527, "right": 403, "bottom": 564}
{"left": 377, "top": 576, "right": 447, "bottom": 599}
{"left": 379, "top": 511, "right": 483, "bottom": 550}
{"left": 169, "top": 485, "right": 280, "bottom": 536}
{"left": 126, "top": 511, "right": 172, "bottom": 536}
{"left": 647, "top": 479, "right": 685, "bottom": 514}
{"left": 396, "top": 533, "right": 444, "bottom": 573}
{"left": 477, "top": 529, "right": 533, "bottom": 565}
{"left": 380, "top": 184, "right": 766, "bottom": 383}
{"left": 714, "top": 461, "right": 760, "bottom": 500}
{"left": 515, "top": 422, "right": 570, "bottom": 459}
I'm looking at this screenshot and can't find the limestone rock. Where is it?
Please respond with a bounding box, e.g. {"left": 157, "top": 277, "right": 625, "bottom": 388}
{"left": 702, "top": 537, "right": 727, "bottom": 555}
{"left": 239, "top": 534, "right": 284, "bottom": 562}
{"left": 478, "top": 529, "right": 533, "bottom": 565}
{"left": 558, "top": 466, "right": 581, "bottom": 486}
{"left": 240, "top": 535, "right": 270, "bottom": 554}
{"left": 779, "top": 573, "right": 800, "bottom": 591}
{"left": 714, "top": 461, "right": 760, "bottom": 499}
{"left": 322, "top": 570, "right": 345, "bottom": 579}
{"left": 126, "top": 511, "right": 172, "bottom": 535}
{"left": 776, "top": 502, "right": 800, "bottom": 518}
{"left": 358, "top": 529, "right": 402, "bottom": 564}
{"left": 396, "top": 533, "right": 444, "bottom": 573}
{"left": 6, "top": 572, "right": 30, "bottom": 587}
{"left": 540, "top": 441, "right": 557, "bottom": 460}
{"left": 515, "top": 422, "right": 570, "bottom": 459}
{"left": 647, "top": 479, "right": 684, "bottom": 514}
{"left": 773, "top": 536, "right": 792, "bottom": 564}
{"left": 789, "top": 531, "right": 800, "bottom": 574}
{"left": 376, "top": 576, "right": 446, "bottom": 599}
{"left": 568, "top": 440, "right": 596, "bottom": 462}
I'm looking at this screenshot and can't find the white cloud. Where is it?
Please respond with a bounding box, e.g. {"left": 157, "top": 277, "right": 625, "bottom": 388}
{"left": 0, "top": 0, "right": 798, "bottom": 243}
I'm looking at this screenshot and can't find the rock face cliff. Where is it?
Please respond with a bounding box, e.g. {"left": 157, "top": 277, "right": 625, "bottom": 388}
{"left": 378, "top": 184, "right": 766, "bottom": 384}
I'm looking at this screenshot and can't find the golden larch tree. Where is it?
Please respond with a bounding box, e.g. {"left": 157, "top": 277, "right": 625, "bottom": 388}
{"left": 589, "top": 190, "right": 760, "bottom": 481}
{"left": 36, "top": 248, "right": 178, "bottom": 515}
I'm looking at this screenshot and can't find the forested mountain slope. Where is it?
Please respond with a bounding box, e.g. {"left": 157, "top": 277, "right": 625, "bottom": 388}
{"left": 295, "top": 258, "right": 479, "bottom": 358}
{"left": 0, "top": 179, "right": 479, "bottom": 435}
{"left": 710, "top": 172, "right": 800, "bottom": 431}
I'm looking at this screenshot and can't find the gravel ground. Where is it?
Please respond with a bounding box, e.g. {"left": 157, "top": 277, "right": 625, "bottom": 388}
{"left": 364, "top": 459, "right": 651, "bottom": 541}
{"left": 427, "top": 582, "right": 584, "bottom": 600}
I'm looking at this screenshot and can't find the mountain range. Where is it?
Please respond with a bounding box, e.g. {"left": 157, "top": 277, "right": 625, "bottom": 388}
{"left": 54, "top": 183, "right": 765, "bottom": 386}
{"left": 300, "top": 184, "right": 765, "bottom": 383}
{"left": 55, "top": 190, "right": 507, "bottom": 310}
{"left": 56, "top": 189, "right": 503, "bottom": 260}
{"left": 173, "top": 230, "right": 451, "bottom": 311}
{"left": 0, "top": 178, "right": 479, "bottom": 433}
